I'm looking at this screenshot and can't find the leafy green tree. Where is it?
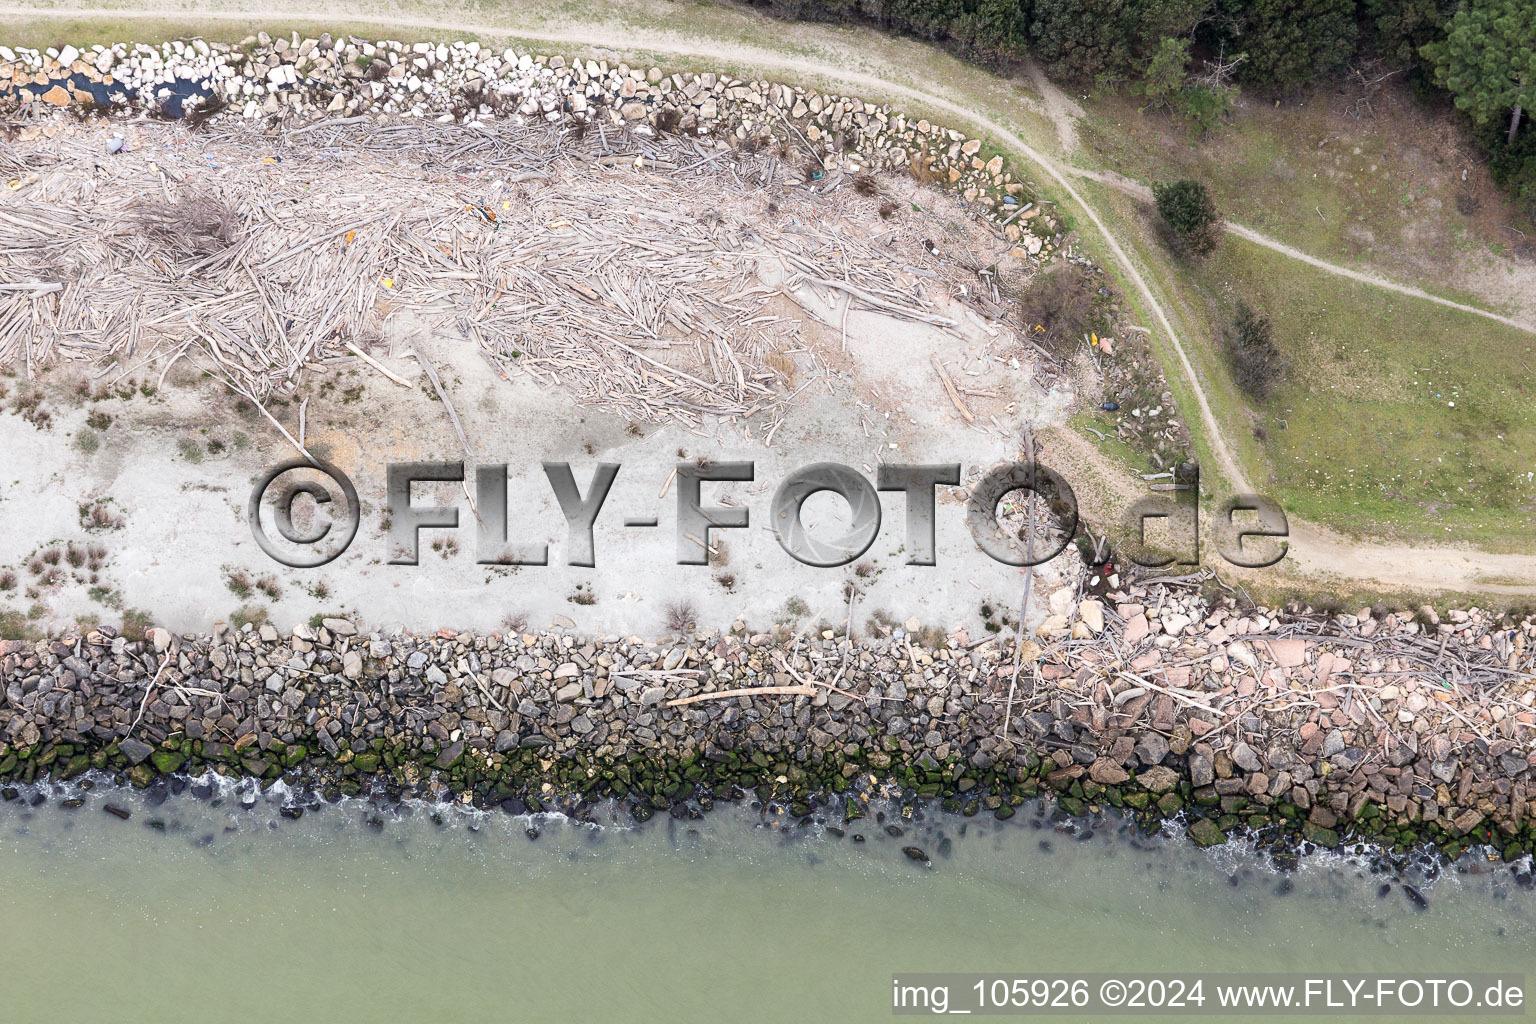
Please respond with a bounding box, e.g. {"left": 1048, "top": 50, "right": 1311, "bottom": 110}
{"left": 953, "top": 0, "right": 1032, "bottom": 52}
{"left": 1027, "top": 0, "right": 1213, "bottom": 83}
{"left": 1421, "top": 0, "right": 1535, "bottom": 144}
{"left": 1361, "top": 0, "right": 1454, "bottom": 72}
{"left": 1133, "top": 0, "right": 1212, "bottom": 51}
{"left": 1485, "top": 119, "right": 1536, "bottom": 212}
{"left": 1140, "top": 40, "right": 1238, "bottom": 137}
{"left": 877, "top": 0, "right": 966, "bottom": 39}
{"left": 1152, "top": 178, "right": 1220, "bottom": 256}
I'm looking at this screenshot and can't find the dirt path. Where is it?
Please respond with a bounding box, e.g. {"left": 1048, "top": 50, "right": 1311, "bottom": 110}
{"left": 1068, "top": 169, "right": 1536, "bottom": 335}
{"left": 5, "top": 2, "right": 1533, "bottom": 595}
{"left": 1021, "top": 55, "right": 1083, "bottom": 154}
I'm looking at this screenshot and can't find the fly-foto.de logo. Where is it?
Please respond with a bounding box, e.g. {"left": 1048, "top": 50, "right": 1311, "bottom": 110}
{"left": 248, "top": 458, "right": 1289, "bottom": 570}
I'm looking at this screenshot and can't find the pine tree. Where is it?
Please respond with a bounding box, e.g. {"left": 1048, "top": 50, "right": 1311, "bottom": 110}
{"left": 1422, "top": 0, "right": 1536, "bottom": 144}
{"left": 1220, "top": 0, "right": 1359, "bottom": 88}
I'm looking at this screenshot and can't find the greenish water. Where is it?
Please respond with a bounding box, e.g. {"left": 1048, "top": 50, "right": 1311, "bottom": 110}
{"left": 1, "top": 778, "right": 1532, "bottom": 1022}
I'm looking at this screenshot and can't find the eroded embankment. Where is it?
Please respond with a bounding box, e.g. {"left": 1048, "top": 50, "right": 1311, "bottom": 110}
{"left": 3, "top": 575, "right": 1533, "bottom": 863}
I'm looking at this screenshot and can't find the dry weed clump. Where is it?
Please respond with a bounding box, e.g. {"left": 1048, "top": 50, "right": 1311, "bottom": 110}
{"left": 1015, "top": 264, "right": 1100, "bottom": 355}
{"left": 909, "top": 152, "right": 938, "bottom": 184}
{"left": 665, "top": 600, "right": 697, "bottom": 633}
{"left": 129, "top": 192, "right": 239, "bottom": 255}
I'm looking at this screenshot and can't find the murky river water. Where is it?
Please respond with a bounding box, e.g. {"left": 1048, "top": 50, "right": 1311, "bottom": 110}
{"left": 1, "top": 777, "right": 1531, "bottom": 1022}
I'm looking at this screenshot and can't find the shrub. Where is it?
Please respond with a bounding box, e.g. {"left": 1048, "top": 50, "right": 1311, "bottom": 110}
{"left": 79, "top": 498, "right": 124, "bottom": 532}
{"left": 1218, "top": 0, "right": 1358, "bottom": 89}
{"left": 1177, "top": 83, "right": 1238, "bottom": 136}
{"left": 1226, "top": 302, "right": 1286, "bottom": 399}
{"left": 653, "top": 108, "right": 681, "bottom": 134}
{"left": 0, "top": 609, "right": 32, "bottom": 641}
{"left": 1152, "top": 179, "right": 1220, "bottom": 257}
{"left": 1139, "top": 36, "right": 1238, "bottom": 135}
{"left": 1016, "top": 264, "right": 1101, "bottom": 353}
{"left": 224, "top": 568, "right": 253, "bottom": 599}
{"left": 1484, "top": 120, "right": 1536, "bottom": 217}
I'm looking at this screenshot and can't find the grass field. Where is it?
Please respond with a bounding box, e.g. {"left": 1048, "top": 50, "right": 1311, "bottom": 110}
{"left": 1070, "top": 172, "right": 1536, "bottom": 553}
{"left": 1077, "top": 86, "right": 1536, "bottom": 319}
{"left": 1190, "top": 238, "right": 1536, "bottom": 549}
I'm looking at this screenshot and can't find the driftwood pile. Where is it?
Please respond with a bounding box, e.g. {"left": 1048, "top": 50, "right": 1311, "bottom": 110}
{"left": 0, "top": 115, "right": 982, "bottom": 424}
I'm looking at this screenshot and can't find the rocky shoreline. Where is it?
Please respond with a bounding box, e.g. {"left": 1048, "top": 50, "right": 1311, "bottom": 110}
{"left": 3, "top": 576, "right": 1532, "bottom": 863}
{"left": 2, "top": 32, "right": 1533, "bottom": 867}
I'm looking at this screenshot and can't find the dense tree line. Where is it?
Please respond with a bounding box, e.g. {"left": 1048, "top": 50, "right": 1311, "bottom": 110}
{"left": 750, "top": 0, "right": 1536, "bottom": 211}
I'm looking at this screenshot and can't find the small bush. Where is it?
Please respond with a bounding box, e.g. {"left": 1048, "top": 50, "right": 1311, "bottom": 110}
{"left": 1152, "top": 179, "right": 1220, "bottom": 257}
{"left": 224, "top": 568, "right": 253, "bottom": 599}
{"left": 74, "top": 430, "right": 100, "bottom": 454}
{"left": 79, "top": 499, "right": 124, "bottom": 532}
{"left": 1226, "top": 302, "right": 1286, "bottom": 400}
{"left": 0, "top": 609, "right": 33, "bottom": 641}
